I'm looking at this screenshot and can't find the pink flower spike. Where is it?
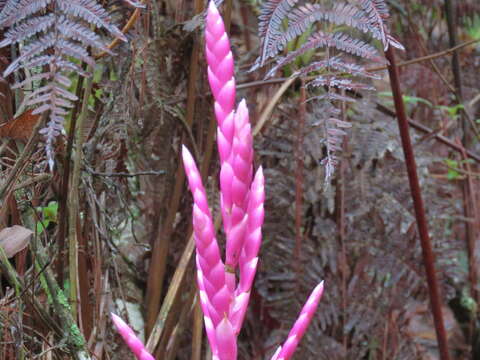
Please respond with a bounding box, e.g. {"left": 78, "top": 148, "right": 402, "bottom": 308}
{"left": 238, "top": 166, "right": 264, "bottom": 292}
{"left": 181, "top": 1, "right": 326, "bottom": 358}
{"left": 215, "top": 317, "right": 237, "bottom": 360}
{"left": 111, "top": 313, "right": 154, "bottom": 360}
{"left": 271, "top": 282, "right": 325, "bottom": 360}
{"left": 182, "top": 145, "right": 229, "bottom": 325}
{"left": 206, "top": 1, "right": 236, "bottom": 143}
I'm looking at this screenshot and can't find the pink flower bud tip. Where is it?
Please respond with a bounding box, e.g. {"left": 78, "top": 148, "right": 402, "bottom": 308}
{"left": 111, "top": 313, "right": 155, "bottom": 360}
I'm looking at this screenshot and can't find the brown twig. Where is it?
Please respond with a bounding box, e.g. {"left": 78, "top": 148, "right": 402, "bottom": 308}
{"left": 385, "top": 46, "right": 451, "bottom": 360}
{"left": 94, "top": 1, "right": 146, "bottom": 60}
{"left": 85, "top": 169, "right": 166, "bottom": 177}
{"left": 374, "top": 102, "right": 480, "bottom": 163}
{"left": 13, "top": 173, "right": 52, "bottom": 191}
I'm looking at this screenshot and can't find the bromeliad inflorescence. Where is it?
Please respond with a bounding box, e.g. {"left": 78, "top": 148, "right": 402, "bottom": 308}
{"left": 111, "top": 2, "right": 323, "bottom": 359}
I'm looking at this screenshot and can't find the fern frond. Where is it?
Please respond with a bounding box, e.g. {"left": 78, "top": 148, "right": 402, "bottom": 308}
{"left": 320, "top": 113, "right": 351, "bottom": 182}
{"left": 57, "top": 17, "right": 114, "bottom": 54}
{"left": 257, "top": 0, "right": 300, "bottom": 66}
{"left": 0, "top": 0, "right": 53, "bottom": 28}
{"left": 356, "top": 0, "right": 390, "bottom": 49}
{"left": 0, "top": 0, "right": 126, "bottom": 169}
{"left": 57, "top": 0, "right": 127, "bottom": 41}
{"left": 308, "top": 76, "right": 375, "bottom": 91}
{"left": 326, "top": 56, "right": 381, "bottom": 79}
{"left": 252, "top": 0, "right": 402, "bottom": 180}
{"left": 0, "top": 14, "right": 54, "bottom": 47}
{"left": 4, "top": 33, "right": 57, "bottom": 76}
{"left": 292, "top": 56, "right": 380, "bottom": 80}
{"left": 279, "top": 3, "right": 384, "bottom": 52}
{"left": 266, "top": 32, "right": 382, "bottom": 78}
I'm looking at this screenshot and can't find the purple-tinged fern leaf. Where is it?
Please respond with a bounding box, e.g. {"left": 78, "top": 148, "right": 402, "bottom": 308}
{"left": 308, "top": 76, "right": 375, "bottom": 91}
{"left": 292, "top": 56, "right": 381, "bottom": 80}
{"left": 0, "top": 0, "right": 127, "bottom": 169}
{"left": 256, "top": 0, "right": 300, "bottom": 68}
{"left": 278, "top": 2, "right": 384, "bottom": 54}
{"left": 0, "top": 14, "right": 55, "bottom": 47}
{"left": 57, "top": 0, "right": 127, "bottom": 41}
{"left": 265, "top": 31, "right": 383, "bottom": 79}
{"left": 355, "top": 0, "right": 404, "bottom": 50}
{"left": 0, "top": 0, "right": 53, "bottom": 29}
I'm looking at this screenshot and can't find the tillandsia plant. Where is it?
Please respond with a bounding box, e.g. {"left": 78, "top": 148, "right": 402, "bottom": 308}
{"left": 111, "top": 2, "right": 323, "bottom": 359}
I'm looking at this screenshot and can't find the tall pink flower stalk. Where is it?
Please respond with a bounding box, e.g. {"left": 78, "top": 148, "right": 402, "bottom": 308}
{"left": 182, "top": 2, "right": 324, "bottom": 360}
{"left": 112, "top": 2, "right": 323, "bottom": 359}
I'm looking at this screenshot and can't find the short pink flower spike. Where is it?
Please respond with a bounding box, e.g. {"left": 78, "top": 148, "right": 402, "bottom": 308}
{"left": 111, "top": 313, "right": 154, "bottom": 360}
{"left": 270, "top": 282, "right": 325, "bottom": 360}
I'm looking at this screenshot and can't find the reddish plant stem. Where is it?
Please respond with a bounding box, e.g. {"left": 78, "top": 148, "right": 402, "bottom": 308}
{"left": 385, "top": 46, "right": 451, "bottom": 360}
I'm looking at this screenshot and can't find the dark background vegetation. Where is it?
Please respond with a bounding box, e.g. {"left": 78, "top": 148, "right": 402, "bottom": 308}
{"left": 0, "top": 0, "right": 479, "bottom": 359}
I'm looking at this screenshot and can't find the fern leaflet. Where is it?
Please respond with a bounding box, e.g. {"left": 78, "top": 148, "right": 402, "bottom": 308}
{"left": 257, "top": 0, "right": 300, "bottom": 67}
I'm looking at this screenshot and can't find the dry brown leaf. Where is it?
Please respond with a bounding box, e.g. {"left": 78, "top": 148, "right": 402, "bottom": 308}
{"left": 0, "top": 109, "right": 41, "bottom": 140}
{"left": 0, "top": 225, "right": 32, "bottom": 258}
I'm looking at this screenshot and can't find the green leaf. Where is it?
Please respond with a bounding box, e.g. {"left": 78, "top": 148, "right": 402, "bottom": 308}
{"left": 35, "top": 201, "right": 58, "bottom": 234}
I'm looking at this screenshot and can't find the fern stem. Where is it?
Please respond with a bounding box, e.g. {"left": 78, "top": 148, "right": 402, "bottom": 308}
{"left": 68, "top": 69, "right": 94, "bottom": 321}
{"left": 385, "top": 46, "right": 451, "bottom": 360}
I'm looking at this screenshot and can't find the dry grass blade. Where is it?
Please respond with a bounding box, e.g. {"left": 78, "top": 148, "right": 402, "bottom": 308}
{"left": 253, "top": 76, "right": 297, "bottom": 136}
{"left": 146, "top": 234, "right": 196, "bottom": 352}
